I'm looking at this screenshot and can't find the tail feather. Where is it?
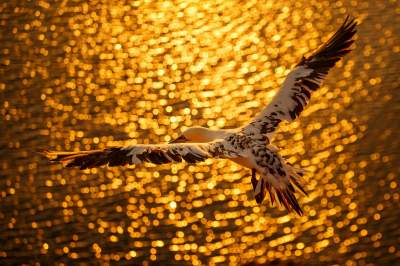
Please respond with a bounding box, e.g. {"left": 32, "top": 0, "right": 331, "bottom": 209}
{"left": 274, "top": 186, "right": 304, "bottom": 216}
{"left": 289, "top": 176, "right": 308, "bottom": 196}
{"left": 254, "top": 164, "right": 308, "bottom": 216}
{"left": 286, "top": 164, "right": 309, "bottom": 196}
{"left": 266, "top": 182, "right": 275, "bottom": 206}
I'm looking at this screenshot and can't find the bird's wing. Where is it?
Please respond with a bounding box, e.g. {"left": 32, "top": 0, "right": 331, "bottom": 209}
{"left": 242, "top": 16, "right": 357, "bottom": 140}
{"left": 42, "top": 141, "right": 238, "bottom": 170}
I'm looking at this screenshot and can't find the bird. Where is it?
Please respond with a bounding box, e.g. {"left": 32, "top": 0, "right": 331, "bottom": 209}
{"left": 42, "top": 16, "right": 357, "bottom": 216}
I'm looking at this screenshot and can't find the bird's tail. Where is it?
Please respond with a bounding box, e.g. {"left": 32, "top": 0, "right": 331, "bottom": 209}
{"left": 254, "top": 164, "right": 308, "bottom": 216}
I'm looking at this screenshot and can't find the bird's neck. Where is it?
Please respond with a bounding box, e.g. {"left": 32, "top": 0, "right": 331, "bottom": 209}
{"left": 194, "top": 128, "right": 231, "bottom": 142}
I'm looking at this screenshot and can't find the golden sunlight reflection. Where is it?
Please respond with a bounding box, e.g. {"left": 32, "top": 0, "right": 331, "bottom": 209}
{"left": 0, "top": 0, "right": 399, "bottom": 265}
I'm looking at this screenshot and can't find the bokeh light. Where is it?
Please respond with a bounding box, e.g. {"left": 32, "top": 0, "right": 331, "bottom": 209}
{"left": 0, "top": 0, "right": 399, "bottom": 265}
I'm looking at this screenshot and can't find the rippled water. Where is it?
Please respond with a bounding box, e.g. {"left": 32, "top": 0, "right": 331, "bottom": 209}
{"left": 1, "top": 0, "right": 399, "bottom": 265}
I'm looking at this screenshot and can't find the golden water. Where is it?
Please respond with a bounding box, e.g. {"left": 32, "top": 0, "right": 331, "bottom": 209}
{"left": 0, "top": 0, "right": 399, "bottom": 265}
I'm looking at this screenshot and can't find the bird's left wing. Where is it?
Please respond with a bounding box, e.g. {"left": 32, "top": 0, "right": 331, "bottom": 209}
{"left": 242, "top": 16, "right": 357, "bottom": 140}
{"left": 42, "top": 141, "right": 238, "bottom": 170}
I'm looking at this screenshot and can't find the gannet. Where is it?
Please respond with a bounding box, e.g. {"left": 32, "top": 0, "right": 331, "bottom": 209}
{"left": 42, "top": 17, "right": 357, "bottom": 215}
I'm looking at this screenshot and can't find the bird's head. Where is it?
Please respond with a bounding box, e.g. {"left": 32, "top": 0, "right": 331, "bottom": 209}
{"left": 169, "top": 126, "right": 213, "bottom": 143}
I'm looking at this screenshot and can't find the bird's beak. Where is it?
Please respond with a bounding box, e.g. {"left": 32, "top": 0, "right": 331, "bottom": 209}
{"left": 169, "top": 135, "right": 188, "bottom": 143}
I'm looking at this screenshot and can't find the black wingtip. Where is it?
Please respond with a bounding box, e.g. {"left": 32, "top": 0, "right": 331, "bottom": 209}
{"left": 302, "top": 15, "right": 357, "bottom": 71}
{"left": 341, "top": 16, "right": 358, "bottom": 39}
{"left": 35, "top": 149, "right": 48, "bottom": 157}
{"left": 296, "top": 15, "right": 357, "bottom": 69}
{"left": 343, "top": 15, "right": 358, "bottom": 27}
{"left": 36, "top": 149, "right": 60, "bottom": 161}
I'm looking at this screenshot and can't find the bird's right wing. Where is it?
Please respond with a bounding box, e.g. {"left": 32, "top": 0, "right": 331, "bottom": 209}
{"left": 241, "top": 16, "right": 357, "bottom": 141}
{"left": 42, "top": 141, "right": 238, "bottom": 170}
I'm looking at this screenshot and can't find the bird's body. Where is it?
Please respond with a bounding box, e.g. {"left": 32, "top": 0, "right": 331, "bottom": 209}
{"left": 42, "top": 17, "right": 357, "bottom": 215}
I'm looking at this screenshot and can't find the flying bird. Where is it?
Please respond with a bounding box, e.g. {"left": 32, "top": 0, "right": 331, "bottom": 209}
{"left": 42, "top": 17, "right": 357, "bottom": 215}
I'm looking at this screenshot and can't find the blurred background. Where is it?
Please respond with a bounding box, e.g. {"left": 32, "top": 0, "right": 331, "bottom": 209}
{"left": 0, "top": 0, "right": 399, "bottom": 265}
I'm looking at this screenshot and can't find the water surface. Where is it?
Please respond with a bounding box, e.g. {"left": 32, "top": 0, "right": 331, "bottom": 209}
{"left": 0, "top": 0, "right": 399, "bottom": 265}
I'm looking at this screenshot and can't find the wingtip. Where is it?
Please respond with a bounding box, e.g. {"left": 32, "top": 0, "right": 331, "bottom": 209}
{"left": 36, "top": 149, "right": 53, "bottom": 159}
{"left": 342, "top": 15, "right": 358, "bottom": 32}
{"left": 36, "top": 149, "right": 75, "bottom": 162}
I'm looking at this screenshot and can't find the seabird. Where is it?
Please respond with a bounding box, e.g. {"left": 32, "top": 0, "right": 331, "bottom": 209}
{"left": 42, "top": 17, "right": 357, "bottom": 215}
